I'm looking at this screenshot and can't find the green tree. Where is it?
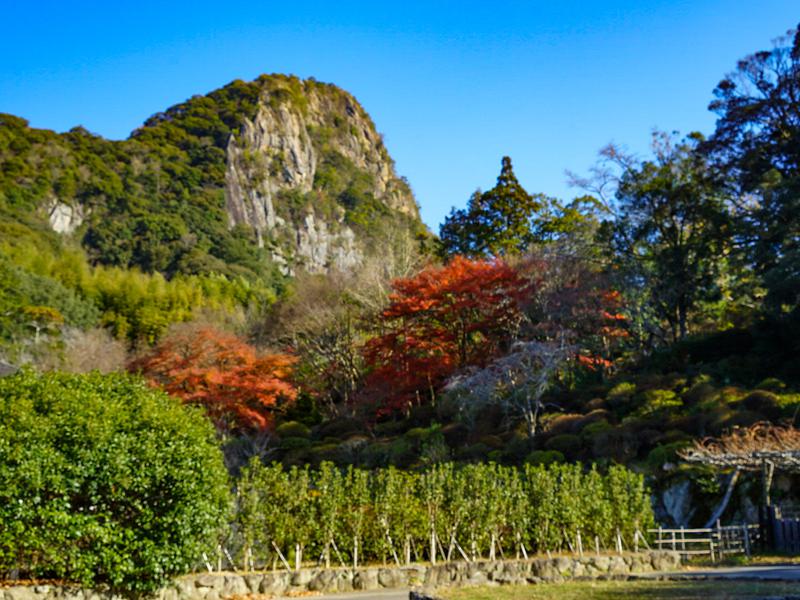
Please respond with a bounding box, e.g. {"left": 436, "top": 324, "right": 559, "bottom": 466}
{"left": 612, "top": 132, "right": 731, "bottom": 342}
{"left": 0, "top": 370, "right": 231, "bottom": 592}
{"left": 703, "top": 25, "right": 800, "bottom": 312}
{"left": 440, "top": 157, "right": 550, "bottom": 258}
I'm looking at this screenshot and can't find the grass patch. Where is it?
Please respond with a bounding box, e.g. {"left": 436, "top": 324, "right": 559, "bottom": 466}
{"left": 441, "top": 579, "right": 800, "bottom": 599}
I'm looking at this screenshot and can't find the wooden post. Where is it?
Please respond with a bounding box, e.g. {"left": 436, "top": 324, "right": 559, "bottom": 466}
{"left": 271, "top": 541, "right": 292, "bottom": 573}
{"left": 576, "top": 529, "right": 583, "bottom": 558}
{"left": 680, "top": 527, "right": 686, "bottom": 552}
{"left": 616, "top": 528, "right": 623, "bottom": 555}
{"left": 657, "top": 526, "right": 662, "bottom": 550}
{"left": 636, "top": 529, "right": 651, "bottom": 551}
{"left": 633, "top": 531, "right": 638, "bottom": 554}
{"left": 222, "top": 546, "right": 237, "bottom": 572}
{"left": 742, "top": 524, "right": 751, "bottom": 557}
{"left": 202, "top": 552, "right": 213, "bottom": 573}
{"left": 671, "top": 530, "right": 676, "bottom": 552}
{"left": 217, "top": 545, "right": 222, "bottom": 572}
{"left": 716, "top": 520, "right": 724, "bottom": 559}
{"left": 595, "top": 536, "right": 601, "bottom": 557}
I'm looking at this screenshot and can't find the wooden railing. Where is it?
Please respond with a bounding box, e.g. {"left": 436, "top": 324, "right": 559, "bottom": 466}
{"left": 648, "top": 522, "right": 760, "bottom": 561}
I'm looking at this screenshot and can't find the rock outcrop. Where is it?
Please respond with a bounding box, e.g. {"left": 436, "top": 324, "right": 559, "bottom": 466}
{"left": 224, "top": 77, "right": 420, "bottom": 273}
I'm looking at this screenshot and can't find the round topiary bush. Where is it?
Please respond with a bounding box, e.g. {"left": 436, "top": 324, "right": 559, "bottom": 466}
{"left": 741, "top": 389, "right": 781, "bottom": 418}
{"left": 524, "top": 449, "right": 564, "bottom": 465}
{"left": 275, "top": 420, "right": 312, "bottom": 439}
{"left": 0, "top": 370, "right": 230, "bottom": 592}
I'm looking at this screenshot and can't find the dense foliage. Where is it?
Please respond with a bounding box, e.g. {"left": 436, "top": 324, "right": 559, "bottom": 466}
{"left": 0, "top": 370, "right": 230, "bottom": 591}
{"left": 362, "top": 256, "right": 528, "bottom": 414}
{"left": 131, "top": 325, "right": 298, "bottom": 433}
{"left": 0, "top": 25, "right": 799, "bottom": 569}
{"left": 234, "top": 461, "right": 653, "bottom": 567}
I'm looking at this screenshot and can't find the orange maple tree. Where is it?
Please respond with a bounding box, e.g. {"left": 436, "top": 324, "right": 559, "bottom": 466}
{"left": 130, "top": 325, "right": 297, "bottom": 432}
{"left": 362, "top": 256, "right": 529, "bottom": 415}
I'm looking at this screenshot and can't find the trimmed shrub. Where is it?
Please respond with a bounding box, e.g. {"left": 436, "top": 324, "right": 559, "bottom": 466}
{"left": 275, "top": 420, "right": 311, "bottom": 439}
{"left": 280, "top": 436, "right": 313, "bottom": 450}
{"left": 544, "top": 433, "right": 582, "bottom": 456}
{"left": 741, "top": 390, "right": 781, "bottom": 419}
{"left": 683, "top": 381, "right": 718, "bottom": 406}
{"left": 645, "top": 442, "right": 690, "bottom": 469}
{"left": 636, "top": 389, "right": 682, "bottom": 416}
{"left": 0, "top": 370, "right": 230, "bottom": 592}
{"left": 580, "top": 419, "right": 613, "bottom": 439}
{"left": 525, "top": 450, "right": 564, "bottom": 465}
{"left": 755, "top": 377, "right": 787, "bottom": 393}
{"left": 608, "top": 381, "right": 636, "bottom": 401}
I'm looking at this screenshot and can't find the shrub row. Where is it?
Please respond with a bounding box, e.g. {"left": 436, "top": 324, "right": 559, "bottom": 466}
{"left": 234, "top": 461, "right": 654, "bottom": 568}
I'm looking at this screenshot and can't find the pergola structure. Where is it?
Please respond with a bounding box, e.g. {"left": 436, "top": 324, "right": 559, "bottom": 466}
{"left": 680, "top": 423, "right": 800, "bottom": 526}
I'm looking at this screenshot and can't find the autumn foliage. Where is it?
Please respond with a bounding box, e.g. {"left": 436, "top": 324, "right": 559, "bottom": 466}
{"left": 362, "top": 256, "right": 529, "bottom": 414}
{"left": 130, "top": 325, "right": 297, "bottom": 432}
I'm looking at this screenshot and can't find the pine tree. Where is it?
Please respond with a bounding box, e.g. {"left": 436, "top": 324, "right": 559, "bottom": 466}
{"left": 439, "top": 157, "right": 548, "bottom": 258}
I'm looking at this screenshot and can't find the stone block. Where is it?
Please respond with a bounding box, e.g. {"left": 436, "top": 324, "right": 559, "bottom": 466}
{"left": 336, "top": 571, "right": 355, "bottom": 593}
{"left": 222, "top": 576, "right": 248, "bottom": 597}
{"left": 378, "top": 567, "right": 407, "bottom": 588}
{"left": 195, "top": 575, "right": 224, "bottom": 591}
{"left": 308, "top": 569, "right": 335, "bottom": 592}
{"left": 353, "top": 568, "right": 379, "bottom": 591}
{"left": 608, "top": 556, "right": 628, "bottom": 575}
{"left": 242, "top": 575, "right": 263, "bottom": 593}
{"left": 290, "top": 569, "right": 312, "bottom": 587}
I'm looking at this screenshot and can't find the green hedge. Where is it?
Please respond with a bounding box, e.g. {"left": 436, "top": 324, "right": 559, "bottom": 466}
{"left": 235, "top": 461, "right": 654, "bottom": 567}
{"left": 0, "top": 370, "right": 231, "bottom": 591}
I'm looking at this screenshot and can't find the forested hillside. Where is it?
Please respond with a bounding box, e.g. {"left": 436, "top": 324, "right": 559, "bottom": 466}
{"left": 0, "top": 74, "right": 428, "bottom": 356}
{"left": 1, "top": 23, "right": 799, "bottom": 533}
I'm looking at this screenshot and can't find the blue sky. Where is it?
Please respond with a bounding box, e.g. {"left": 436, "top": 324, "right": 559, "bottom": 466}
{"left": 1, "top": 1, "right": 796, "bottom": 229}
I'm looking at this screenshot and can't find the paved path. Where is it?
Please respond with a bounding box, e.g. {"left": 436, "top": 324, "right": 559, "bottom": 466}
{"left": 303, "top": 566, "right": 800, "bottom": 598}
{"left": 647, "top": 565, "right": 800, "bottom": 581}
{"left": 286, "top": 591, "right": 410, "bottom": 600}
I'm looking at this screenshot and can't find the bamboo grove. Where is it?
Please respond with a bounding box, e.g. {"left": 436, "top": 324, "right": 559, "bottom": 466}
{"left": 232, "top": 461, "right": 654, "bottom": 569}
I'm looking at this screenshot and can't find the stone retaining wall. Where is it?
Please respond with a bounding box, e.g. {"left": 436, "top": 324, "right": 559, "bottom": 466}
{"left": 1, "top": 551, "right": 681, "bottom": 600}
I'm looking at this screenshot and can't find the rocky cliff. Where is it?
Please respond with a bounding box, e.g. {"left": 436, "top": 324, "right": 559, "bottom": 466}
{"left": 223, "top": 76, "right": 420, "bottom": 272}
{"left": 0, "top": 75, "right": 425, "bottom": 279}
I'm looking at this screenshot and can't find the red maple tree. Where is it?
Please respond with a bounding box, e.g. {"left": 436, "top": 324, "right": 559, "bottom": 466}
{"left": 130, "top": 325, "right": 297, "bottom": 432}
{"left": 362, "top": 256, "right": 529, "bottom": 415}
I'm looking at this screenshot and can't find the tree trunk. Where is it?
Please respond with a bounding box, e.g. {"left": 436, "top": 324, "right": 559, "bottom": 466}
{"left": 762, "top": 460, "right": 775, "bottom": 507}
{"left": 704, "top": 468, "right": 740, "bottom": 528}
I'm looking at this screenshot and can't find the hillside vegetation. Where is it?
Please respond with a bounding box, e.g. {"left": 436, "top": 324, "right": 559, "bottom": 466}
{"left": 0, "top": 22, "right": 799, "bottom": 551}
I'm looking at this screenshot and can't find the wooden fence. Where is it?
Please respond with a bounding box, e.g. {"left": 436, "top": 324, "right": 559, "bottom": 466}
{"left": 648, "top": 522, "right": 759, "bottom": 561}
{"left": 766, "top": 505, "right": 800, "bottom": 553}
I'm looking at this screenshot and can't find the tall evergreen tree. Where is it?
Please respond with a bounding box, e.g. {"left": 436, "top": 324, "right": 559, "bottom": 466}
{"left": 439, "top": 157, "right": 547, "bottom": 258}
{"left": 704, "top": 25, "right": 800, "bottom": 311}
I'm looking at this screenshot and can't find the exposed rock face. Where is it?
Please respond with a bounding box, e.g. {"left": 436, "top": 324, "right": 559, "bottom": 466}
{"left": 47, "top": 200, "right": 83, "bottom": 235}
{"left": 660, "top": 480, "right": 695, "bottom": 527}
{"left": 224, "top": 80, "right": 418, "bottom": 273}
